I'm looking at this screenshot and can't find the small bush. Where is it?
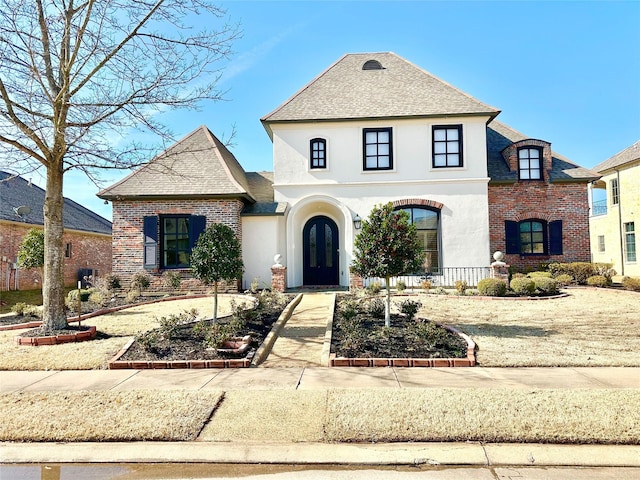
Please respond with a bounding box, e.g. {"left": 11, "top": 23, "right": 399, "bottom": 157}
{"left": 367, "top": 297, "right": 386, "bottom": 318}
{"left": 67, "top": 289, "right": 91, "bottom": 302}
{"left": 162, "top": 270, "right": 182, "bottom": 291}
{"left": 477, "top": 278, "right": 507, "bottom": 297}
{"left": 396, "top": 280, "right": 406, "bottom": 292}
{"left": 548, "top": 262, "right": 612, "bottom": 285}
{"left": 420, "top": 280, "right": 432, "bottom": 291}
{"left": 435, "top": 287, "right": 448, "bottom": 295}
{"left": 12, "top": 303, "right": 40, "bottom": 318}
{"left": 367, "top": 282, "right": 382, "bottom": 295}
{"left": 340, "top": 299, "right": 359, "bottom": 322}
{"left": 125, "top": 289, "right": 141, "bottom": 304}
{"left": 594, "top": 263, "right": 616, "bottom": 282}
{"left": 397, "top": 298, "right": 422, "bottom": 320}
{"left": 527, "top": 271, "right": 552, "bottom": 278}
{"left": 510, "top": 277, "right": 536, "bottom": 296}
{"left": 103, "top": 273, "right": 121, "bottom": 290}
{"left": 12, "top": 302, "right": 29, "bottom": 316}
{"left": 88, "top": 290, "right": 107, "bottom": 307}
{"left": 511, "top": 273, "right": 526, "bottom": 279}
{"left": 131, "top": 271, "right": 151, "bottom": 292}
{"left": 622, "top": 276, "right": 640, "bottom": 292}
{"left": 533, "top": 276, "right": 559, "bottom": 295}
{"left": 555, "top": 274, "right": 574, "bottom": 286}
{"left": 454, "top": 280, "right": 468, "bottom": 295}
{"left": 587, "top": 275, "right": 608, "bottom": 288}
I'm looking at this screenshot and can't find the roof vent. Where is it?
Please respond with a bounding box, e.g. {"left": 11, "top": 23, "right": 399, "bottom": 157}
{"left": 362, "top": 59, "right": 384, "bottom": 70}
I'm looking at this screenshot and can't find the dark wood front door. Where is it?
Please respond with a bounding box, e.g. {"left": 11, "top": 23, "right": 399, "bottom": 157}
{"left": 303, "top": 216, "right": 339, "bottom": 286}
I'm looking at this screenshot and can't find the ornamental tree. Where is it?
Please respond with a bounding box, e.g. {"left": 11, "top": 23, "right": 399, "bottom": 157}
{"left": 351, "top": 202, "right": 425, "bottom": 327}
{"left": 190, "top": 223, "right": 243, "bottom": 323}
{"left": 17, "top": 228, "right": 45, "bottom": 285}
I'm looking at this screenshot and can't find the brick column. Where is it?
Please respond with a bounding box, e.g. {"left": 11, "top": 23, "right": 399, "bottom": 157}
{"left": 271, "top": 266, "right": 287, "bottom": 293}
{"left": 350, "top": 268, "right": 364, "bottom": 292}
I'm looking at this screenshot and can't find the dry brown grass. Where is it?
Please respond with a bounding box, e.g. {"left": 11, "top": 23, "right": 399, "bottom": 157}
{"left": 416, "top": 288, "right": 640, "bottom": 366}
{"left": 0, "top": 390, "right": 223, "bottom": 441}
{"left": 0, "top": 296, "right": 236, "bottom": 370}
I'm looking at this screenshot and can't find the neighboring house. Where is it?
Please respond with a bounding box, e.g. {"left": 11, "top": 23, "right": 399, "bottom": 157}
{"left": 0, "top": 171, "right": 112, "bottom": 291}
{"left": 99, "top": 52, "right": 598, "bottom": 291}
{"left": 589, "top": 141, "right": 640, "bottom": 277}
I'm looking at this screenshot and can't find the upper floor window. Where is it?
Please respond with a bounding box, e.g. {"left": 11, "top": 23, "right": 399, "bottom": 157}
{"left": 310, "top": 138, "right": 326, "bottom": 169}
{"left": 611, "top": 178, "right": 620, "bottom": 205}
{"left": 363, "top": 128, "right": 393, "bottom": 171}
{"left": 432, "top": 125, "right": 462, "bottom": 167}
{"left": 518, "top": 147, "right": 542, "bottom": 180}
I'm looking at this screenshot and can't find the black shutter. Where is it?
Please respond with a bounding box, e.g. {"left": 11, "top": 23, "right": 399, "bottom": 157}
{"left": 189, "top": 215, "right": 207, "bottom": 250}
{"left": 505, "top": 220, "right": 520, "bottom": 254}
{"left": 549, "top": 220, "right": 563, "bottom": 255}
{"left": 143, "top": 216, "right": 158, "bottom": 269}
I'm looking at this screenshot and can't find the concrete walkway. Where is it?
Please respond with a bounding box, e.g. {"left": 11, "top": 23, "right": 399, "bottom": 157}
{"left": 260, "top": 293, "right": 335, "bottom": 368}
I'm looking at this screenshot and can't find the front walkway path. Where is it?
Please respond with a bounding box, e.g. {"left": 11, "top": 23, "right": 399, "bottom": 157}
{"left": 260, "top": 293, "right": 335, "bottom": 368}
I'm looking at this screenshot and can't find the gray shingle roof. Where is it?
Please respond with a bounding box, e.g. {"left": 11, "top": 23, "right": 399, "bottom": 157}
{"left": 98, "top": 126, "right": 255, "bottom": 201}
{"left": 0, "top": 171, "right": 112, "bottom": 235}
{"left": 261, "top": 52, "right": 500, "bottom": 134}
{"left": 486, "top": 120, "right": 600, "bottom": 183}
{"left": 592, "top": 141, "right": 640, "bottom": 173}
{"left": 242, "top": 171, "right": 287, "bottom": 216}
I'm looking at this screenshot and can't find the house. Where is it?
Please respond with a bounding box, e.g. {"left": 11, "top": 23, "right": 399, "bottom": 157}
{"left": 589, "top": 141, "right": 640, "bottom": 277}
{"left": 99, "top": 52, "right": 598, "bottom": 291}
{"left": 0, "top": 171, "right": 113, "bottom": 291}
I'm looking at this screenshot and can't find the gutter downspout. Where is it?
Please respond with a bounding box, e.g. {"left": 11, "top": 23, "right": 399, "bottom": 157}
{"left": 616, "top": 169, "right": 625, "bottom": 276}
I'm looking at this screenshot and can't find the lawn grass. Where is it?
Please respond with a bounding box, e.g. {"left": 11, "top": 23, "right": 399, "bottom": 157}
{"left": 0, "top": 296, "right": 236, "bottom": 370}
{"left": 415, "top": 288, "right": 640, "bottom": 366}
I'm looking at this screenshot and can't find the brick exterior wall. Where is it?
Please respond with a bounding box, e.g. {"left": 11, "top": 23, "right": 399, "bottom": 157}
{"left": 111, "top": 198, "right": 244, "bottom": 292}
{"left": 488, "top": 182, "right": 592, "bottom": 271}
{"left": 0, "top": 221, "right": 112, "bottom": 291}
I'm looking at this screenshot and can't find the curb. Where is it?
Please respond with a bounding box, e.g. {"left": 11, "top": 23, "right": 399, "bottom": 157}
{"left": 1, "top": 441, "right": 639, "bottom": 467}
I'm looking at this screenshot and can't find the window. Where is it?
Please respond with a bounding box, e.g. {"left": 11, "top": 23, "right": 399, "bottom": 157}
{"left": 598, "top": 235, "right": 605, "bottom": 253}
{"left": 625, "top": 222, "right": 636, "bottom": 262}
{"left": 505, "top": 219, "right": 563, "bottom": 256}
{"left": 396, "top": 207, "right": 440, "bottom": 273}
{"left": 611, "top": 178, "right": 620, "bottom": 205}
{"left": 143, "top": 215, "right": 206, "bottom": 269}
{"left": 432, "top": 125, "right": 462, "bottom": 167}
{"left": 363, "top": 128, "right": 393, "bottom": 170}
{"left": 518, "top": 147, "right": 542, "bottom": 180}
{"left": 65, "top": 243, "right": 72, "bottom": 258}
{"left": 310, "top": 138, "right": 326, "bottom": 169}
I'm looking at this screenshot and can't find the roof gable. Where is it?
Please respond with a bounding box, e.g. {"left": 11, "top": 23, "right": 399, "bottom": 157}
{"left": 98, "top": 126, "right": 254, "bottom": 201}
{"left": 592, "top": 140, "right": 640, "bottom": 173}
{"left": 261, "top": 52, "right": 500, "bottom": 133}
{"left": 0, "top": 172, "right": 112, "bottom": 235}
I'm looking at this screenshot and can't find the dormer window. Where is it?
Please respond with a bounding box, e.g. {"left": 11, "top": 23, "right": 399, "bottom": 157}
{"left": 362, "top": 59, "right": 384, "bottom": 70}
{"left": 518, "top": 147, "right": 542, "bottom": 180}
{"left": 310, "top": 138, "right": 326, "bottom": 169}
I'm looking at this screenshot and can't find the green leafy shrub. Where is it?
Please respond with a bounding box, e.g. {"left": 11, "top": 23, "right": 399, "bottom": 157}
{"left": 103, "top": 273, "right": 121, "bottom": 290}
{"left": 548, "top": 262, "right": 614, "bottom": 285}
{"left": 340, "top": 299, "right": 359, "bottom": 322}
{"left": 622, "top": 276, "right": 640, "bottom": 292}
{"left": 527, "top": 271, "right": 552, "bottom": 278}
{"left": 367, "top": 282, "right": 382, "bottom": 295}
{"left": 88, "top": 290, "right": 106, "bottom": 307}
{"left": 594, "top": 263, "right": 616, "bottom": 282}
{"left": 477, "top": 278, "right": 507, "bottom": 297}
{"left": 454, "top": 280, "right": 468, "bottom": 295}
{"left": 435, "top": 287, "right": 448, "bottom": 295}
{"left": 510, "top": 277, "right": 536, "bottom": 296}
{"left": 12, "top": 302, "right": 40, "bottom": 317}
{"left": 131, "top": 271, "right": 151, "bottom": 291}
{"left": 533, "top": 276, "right": 559, "bottom": 295}
{"left": 12, "top": 302, "right": 28, "bottom": 315}
{"left": 396, "top": 280, "right": 406, "bottom": 292}
{"left": 397, "top": 298, "right": 422, "bottom": 320}
{"left": 555, "top": 274, "right": 573, "bottom": 286}
{"left": 587, "top": 275, "right": 608, "bottom": 288}
{"left": 366, "top": 297, "right": 386, "bottom": 318}
{"left": 511, "top": 273, "right": 526, "bottom": 279}
{"left": 162, "top": 270, "right": 182, "bottom": 291}
{"left": 67, "top": 289, "right": 91, "bottom": 302}
{"left": 125, "top": 289, "right": 141, "bottom": 304}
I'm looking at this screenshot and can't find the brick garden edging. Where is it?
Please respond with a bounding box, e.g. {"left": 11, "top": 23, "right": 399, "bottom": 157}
{"left": 329, "top": 324, "right": 476, "bottom": 368}
{"left": 15, "top": 326, "right": 97, "bottom": 346}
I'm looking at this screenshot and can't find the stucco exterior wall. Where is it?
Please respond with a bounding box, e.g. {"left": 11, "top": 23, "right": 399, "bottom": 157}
{"left": 0, "top": 221, "right": 112, "bottom": 291}
{"left": 241, "top": 215, "right": 283, "bottom": 290}
{"left": 589, "top": 163, "right": 640, "bottom": 277}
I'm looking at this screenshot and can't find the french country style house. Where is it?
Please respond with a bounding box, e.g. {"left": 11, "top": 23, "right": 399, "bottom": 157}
{"left": 98, "top": 52, "right": 599, "bottom": 291}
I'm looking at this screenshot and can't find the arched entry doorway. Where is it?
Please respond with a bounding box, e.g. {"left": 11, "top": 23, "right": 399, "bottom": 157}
{"left": 303, "top": 216, "right": 339, "bottom": 286}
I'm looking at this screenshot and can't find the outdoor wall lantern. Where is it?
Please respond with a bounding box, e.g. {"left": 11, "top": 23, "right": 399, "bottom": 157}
{"left": 353, "top": 213, "right": 362, "bottom": 230}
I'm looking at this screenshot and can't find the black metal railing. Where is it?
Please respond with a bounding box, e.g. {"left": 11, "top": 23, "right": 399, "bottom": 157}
{"left": 591, "top": 200, "right": 607, "bottom": 216}
{"left": 364, "top": 267, "right": 492, "bottom": 289}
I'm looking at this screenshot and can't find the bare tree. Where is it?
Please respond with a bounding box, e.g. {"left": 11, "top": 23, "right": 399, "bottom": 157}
{"left": 0, "top": 0, "right": 239, "bottom": 331}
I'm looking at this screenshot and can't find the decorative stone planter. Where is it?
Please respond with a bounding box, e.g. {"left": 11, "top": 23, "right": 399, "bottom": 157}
{"left": 15, "top": 326, "right": 97, "bottom": 347}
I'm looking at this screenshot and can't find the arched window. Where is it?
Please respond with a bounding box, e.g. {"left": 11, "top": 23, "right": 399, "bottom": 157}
{"left": 310, "top": 138, "right": 326, "bottom": 169}
{"left": 396, "top": 206, "right": 440, "bottom": 272}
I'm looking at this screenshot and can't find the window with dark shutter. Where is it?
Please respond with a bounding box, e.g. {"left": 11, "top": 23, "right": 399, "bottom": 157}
{"left": 143, "top": 216, "right": 158, "bottom": 269}
{"left": 549, "top": 220, "right": 563, "bottom": 255}
{"left": 505, "top": 220, "right": 519, "bottom": 254}
{"left": 189, "top": 215, "right": 206, "bottom": 250}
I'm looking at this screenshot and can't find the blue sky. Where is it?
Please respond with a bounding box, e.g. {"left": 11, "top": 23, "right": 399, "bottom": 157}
{"left": 59, "top": 0, "right": 639, "bottom": 220}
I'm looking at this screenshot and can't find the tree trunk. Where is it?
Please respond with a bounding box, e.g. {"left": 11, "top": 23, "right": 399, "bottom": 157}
{"left": 384, "top": 275, "right": 391, "bottom": 328}
{"left": 41, "top": 165, "right": 67, "bottom": 332}
{"left": 213, "top": 281, "right": 219, "bottom": 323}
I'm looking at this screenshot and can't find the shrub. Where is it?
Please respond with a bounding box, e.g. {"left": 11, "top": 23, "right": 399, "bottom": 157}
{"left": 622, "top": 276, "right": 640, "bottom": 292}
{"left": 367, "top": 297, "right": 386, "bottom": 318}
{"left": 548, "top": 262, "right": 610, "bottom": 285}
{"left": 435, "top": 287, "right": 448, "bottom": 295}
{"left": 367, "top": 282, "right": 382, "bottom": 295}
{"left": 510, "top": 277, "right": 536, "bottom": 296}
{"left": 454, "top": 280, "right": 468, "bottom": 295}
{"left": 12, "top": 302, "right": 40, "bottom": 317}
{"left": 587, "top": 275, "right": 608, "bottom": 288}
{"left": 125, "top": 289, "right": 141, "bottom": 304}
{"left": 533, "top": 276, "right": 559, "bottom": 295}
{"left": 555, "top": 274, "right": 574, "bottom": 286}
{"left": 88, "top": 290, "right": 107, "bottom": 307}
{"left": 12, "top": 302, "right": 29, "bottom": 315}
{"left": 420, "top": 280, "right": 432, "bottom": 291}
{"left": 103, "top": 273, "right": 121, "bottom": 290}
{"left": 477, "top": 278, "right": 507, "bottom": 297}
{"left": 340, "top": 299, "right": 359, "bottom": 322}
{"left": 527, "top": 271, "right": 552, "bottom": 278}
{"left": 397, "top": 298, "right": 422, "bottom": 320}
{"left": 396, "top": 280, "right": 406, "bottom": 292}
{"left": 511, "top": 273, "right": 526, "bottom": 279}
{"left": 594, "top": 263, "right": 616, "bottom": 282}
{"left": 162, "top": 270, "right": 182, "bottom": 291}
{"left": 67, "top": 289, "right": 91, "bottom": 302}
{"left": 131, "top": 271, "right": 151, "bottom": 292}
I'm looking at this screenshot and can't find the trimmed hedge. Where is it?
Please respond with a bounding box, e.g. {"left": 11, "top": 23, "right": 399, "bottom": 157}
{"left": 548, "top": 262, "right": 616, "bottom": 285}
{"left": 478, "top": 278, "right": 507, "bottom": 297}
{"left": 622, "top": 276, "right": 640, "bottom": 292}
{"left": 510, "top": 277, "right": 536, "bottom": 295}
{"left": 533, "top": 276, "right": 559, "bottom": 295}
{"left": 587, "top": 275, "right": 609, "bottom": 288}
